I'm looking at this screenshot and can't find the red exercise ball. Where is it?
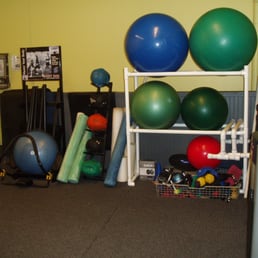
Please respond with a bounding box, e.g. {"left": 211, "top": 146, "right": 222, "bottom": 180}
{"left": 187, "top": 136, "right": 221, "bottom": 169}
{"left": 87, "top": 113, "right": 107, "bottom": 131}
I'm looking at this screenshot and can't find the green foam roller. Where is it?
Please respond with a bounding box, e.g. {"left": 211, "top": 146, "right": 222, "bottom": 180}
{"left": 68, "top": 129, "right": 92, "bottom": 184}
{"left": 57, "top": 112, "right": 87, "bottom": 183}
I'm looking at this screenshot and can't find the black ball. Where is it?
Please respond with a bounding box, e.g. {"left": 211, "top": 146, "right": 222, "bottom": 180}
{"left": 86, "top": 137, "right": 104, "bottom": 153}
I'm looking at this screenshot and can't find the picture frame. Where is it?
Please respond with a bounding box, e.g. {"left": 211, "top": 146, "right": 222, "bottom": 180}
{"left": 0, "top": 53, "right": 10, "bottom": 89}
{"left": 20, "top": 46, "right": 62, "bottom": 81}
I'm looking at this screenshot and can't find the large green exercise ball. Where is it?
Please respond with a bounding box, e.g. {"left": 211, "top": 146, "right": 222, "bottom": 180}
{"left": 131, "top": 81, "right": 180, "bottom": 129}
{"left": 189, "top": 8, "right": 257, "bottom": 71}
{"left": 181, "top": 87, "right": 228, "bottom": 130}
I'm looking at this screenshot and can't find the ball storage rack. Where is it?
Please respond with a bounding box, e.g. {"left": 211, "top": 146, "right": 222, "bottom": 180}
{"left": 154, "top": 181, "right": 240, "bottom": 202}
{"left": 124, "top": 66, "right": 250, "bottom": 195}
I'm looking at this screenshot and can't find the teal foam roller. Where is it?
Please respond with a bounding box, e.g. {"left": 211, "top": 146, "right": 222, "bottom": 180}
{"left": 68, "top": 129, "right": 92, "bottom": 183}
{"left": 57, "top": 113, "right": 87, "bottom": 183}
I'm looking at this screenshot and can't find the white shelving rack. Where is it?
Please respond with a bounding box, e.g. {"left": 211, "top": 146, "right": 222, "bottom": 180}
{"left": 124, "top": 66, "right": 250, "bottom": 194}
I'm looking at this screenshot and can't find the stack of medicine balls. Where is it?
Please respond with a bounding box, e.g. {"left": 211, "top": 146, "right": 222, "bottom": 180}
{"left": 81, "top": 68, "right": 110, "bottom": 178}
{"left": 125, "top": 8, "right": 257, "bottom": 170}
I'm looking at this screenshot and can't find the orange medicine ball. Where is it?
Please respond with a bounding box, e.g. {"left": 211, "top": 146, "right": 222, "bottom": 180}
{"left": 87, "top": 113, "right": 108, "bottom": 131}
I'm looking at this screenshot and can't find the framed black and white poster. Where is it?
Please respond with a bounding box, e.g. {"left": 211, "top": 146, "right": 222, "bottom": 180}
{"left": 0, "top": 53, "right": 10, "bottom": 89}
{"left": 20, "top": 46, "right": 62, "bottom": 81}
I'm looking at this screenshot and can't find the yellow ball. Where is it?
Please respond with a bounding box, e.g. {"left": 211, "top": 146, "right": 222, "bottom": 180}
{"left": 205, "top": 173, "right": 215, "bottom": 184}
{"left": 196, "top": 177, "right": 206, "bottom": 187}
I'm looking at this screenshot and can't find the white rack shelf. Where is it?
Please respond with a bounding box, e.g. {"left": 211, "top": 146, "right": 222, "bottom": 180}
{"left": 124, "top": 66, "right": 250, "bottom": 194}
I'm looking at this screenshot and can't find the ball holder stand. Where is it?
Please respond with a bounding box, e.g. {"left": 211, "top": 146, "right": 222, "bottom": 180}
{"left": 207, "top": 119, "right": 247, "bottom": 161}
{"left": 81, "top": 80, "right": 113, "bottom": 181}
{"left": 124, "top": 66, "right": 250, "bottom": 196}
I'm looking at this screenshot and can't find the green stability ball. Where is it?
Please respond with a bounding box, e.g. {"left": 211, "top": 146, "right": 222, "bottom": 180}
{"left": 181, "top": 87, "right": 228, "bottom": 130}
{"left": 189, "top": 8, "right": 257, "bottom": 71}
{"left": 131, "top": 81, "right": 180, "bottom": 129}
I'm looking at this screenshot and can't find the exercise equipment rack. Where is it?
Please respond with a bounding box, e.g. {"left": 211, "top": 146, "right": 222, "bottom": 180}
{"left": 124, "top": 66, "right": 250, "bottom": 194}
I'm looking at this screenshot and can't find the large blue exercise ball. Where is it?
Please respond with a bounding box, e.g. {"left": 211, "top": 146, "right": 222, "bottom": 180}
{"left": 189, "top": 8, "right": 257, "bottom": 71}
{"left": 181, "top": 87, "right": 228, "bottom": 130}
{"left": 131, "top": 81, "right": 181, "bottom": 129}
{"left": 13, "top": 131, "right": 58, "bottom": 175}
{"left": 125, "top": 13, "right": 189, "bottom": 72}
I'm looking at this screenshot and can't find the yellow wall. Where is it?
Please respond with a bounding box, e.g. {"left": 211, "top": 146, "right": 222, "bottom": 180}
{"left": 0, "top": 0, "right": 256, "bottom": 93}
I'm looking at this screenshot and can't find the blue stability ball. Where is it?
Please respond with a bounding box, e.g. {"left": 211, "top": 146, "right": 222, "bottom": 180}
{"left": 13, "top": 131, "right": 58, "bottom": 175}
{"left": 131, "top": 81, "right": 181, "bottom": 129}
{"left": 125, "top": 13, "right": 189, "bottom": 72}
{"left": 181, "top": 87, "right": 228, "bottom": 130}
{"left": 189, "top": 8, "right": 257, "bottom": 71}
{"left": 90, "top": 68, "right": 110, "bottom": 87}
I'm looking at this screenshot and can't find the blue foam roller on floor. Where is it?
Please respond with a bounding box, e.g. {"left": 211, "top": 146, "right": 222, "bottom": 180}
{"left": 104, "top": 112, "right": 126, "bottom": 187}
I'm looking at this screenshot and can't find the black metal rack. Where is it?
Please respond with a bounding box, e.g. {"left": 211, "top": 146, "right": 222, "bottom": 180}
{"left": 82, "top": 82, "right": 113, "bottom": 180}
{"left": 20, "top": 46, "right": 66, "bottom": 154}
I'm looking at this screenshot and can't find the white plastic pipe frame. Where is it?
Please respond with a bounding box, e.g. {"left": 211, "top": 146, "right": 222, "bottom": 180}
{"left": 124, "top": 66, "right": 250, "bottom": 191}
{"left": 208, "top": 119, "right": 250, "bottom": 161}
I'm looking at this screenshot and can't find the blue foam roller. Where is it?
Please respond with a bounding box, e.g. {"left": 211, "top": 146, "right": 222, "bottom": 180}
{"left": 104, "top": 112, "right": 126, "bottom": 187}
